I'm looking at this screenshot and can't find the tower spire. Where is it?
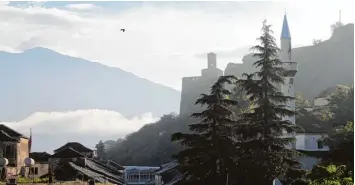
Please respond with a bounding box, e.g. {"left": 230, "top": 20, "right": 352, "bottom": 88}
{"left": 281, "top": 14, "right": 291, "bottom": 39}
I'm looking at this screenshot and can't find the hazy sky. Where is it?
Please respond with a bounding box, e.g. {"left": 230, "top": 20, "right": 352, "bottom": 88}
{"left": 0, "top": 1, "right": 354, "bottom": 151}
{"left": 1, "top": 1, "right": 354, "bottom": 90}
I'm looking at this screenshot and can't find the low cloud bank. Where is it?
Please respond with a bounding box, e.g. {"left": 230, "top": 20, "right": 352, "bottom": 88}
{"left": 1, "top": 109, "right": 158, "bottom": 152}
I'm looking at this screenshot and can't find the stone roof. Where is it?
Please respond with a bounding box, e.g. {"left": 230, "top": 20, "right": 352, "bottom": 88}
{"left": 54, "top": 142, "right": 93, "bottom": 154}
{"left": 155, "top": 161, "right": 179, "bottom": 175}
{"left": 165, "top": 174, "right": 183, "bottom": 185}
{"left": 30, "top": 152, "right": 51, "bottom": 162}
{"left": 69, "top": 161, "right": 124, "bottom": 185}
{"left": 0, "top": 124, "right": 28, "bottom": 139}
{"left": 50, "top": 147, "right": 86, "bottom": 158}
{"left": 0, "top": 130, "right": 19, "bottom": 142}
{"left": 107, "top": 160, "right": 125, "bottom": 170}
{"left": 91, "top": 159, "right": 124, "bottom": 174}
{"left": 69, "top": 162, "right": 105, "bottom": 183}
{"left": 85, "top": 159, "right": 124, "bottom": 183}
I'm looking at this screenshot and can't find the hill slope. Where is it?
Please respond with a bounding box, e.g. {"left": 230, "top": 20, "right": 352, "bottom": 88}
{"left": 0, "top": 47, "right": 180, "bottom": 121}
{"left": 225, "top": 24, "right": 354, "bottom": 100}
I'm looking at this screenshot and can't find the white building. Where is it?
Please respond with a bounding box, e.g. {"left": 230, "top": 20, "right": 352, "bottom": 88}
{"left": 123, "top": 166, "right": 159, "bottom": 185}
{"left": 279, "top": 14, "right": 329, "bottom": 173}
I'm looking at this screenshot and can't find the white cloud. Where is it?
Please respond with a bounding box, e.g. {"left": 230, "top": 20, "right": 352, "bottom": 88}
{"left": 65, "top": 3, "right": 97, "bottom": 11}
{"left": 2, "top": 110, "right": 158, "bottom": 136}
{"left": 1, "top": 110, "right": 159, "bottom": 152}
{"left": 0, "top": 1, "right": 354, "bottom": 91}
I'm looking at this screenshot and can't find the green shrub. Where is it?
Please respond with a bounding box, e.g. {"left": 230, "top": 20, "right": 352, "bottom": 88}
{"left": 17, "top": 177, "right": 49, "bottom": 183}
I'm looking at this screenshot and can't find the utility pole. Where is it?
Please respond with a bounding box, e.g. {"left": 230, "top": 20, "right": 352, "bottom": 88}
{"left": 339, "top": 10, "right": 342, "bottom": 23}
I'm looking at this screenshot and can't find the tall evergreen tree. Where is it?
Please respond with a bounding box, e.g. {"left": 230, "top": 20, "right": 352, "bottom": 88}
{"left": 171, "top": 75, "right": 239, "bottom": 185}
{"left": 234, "top": 20, "right": 301, "bottom": 184}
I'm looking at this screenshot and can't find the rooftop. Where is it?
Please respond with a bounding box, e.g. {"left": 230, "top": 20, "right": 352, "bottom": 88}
{"left": 0, "top": 130, "right": 20, "bottom": 142}
{"left": 0, "top": 124, "right": 28, "bottom": 139}
{"left": 54, "top": 142, "right": 93, "bottom": 154}
{"left": 281, "top": 14, "right": 291, "bottom": 39}
{"left": 50, "top": 147, "right": 86, "bottom": 158}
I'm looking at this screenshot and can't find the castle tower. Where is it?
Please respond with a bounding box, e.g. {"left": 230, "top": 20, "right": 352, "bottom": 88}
{"left": 179, "top": 53, "right": 223, "bottom": 116}
{"left": 207, "top": 52, "right": 217, "bottom": 68}
{"left": 280, "top": 14, "right": 298, "bottom": 125}
{"left": 201, "top": 52, "right": 223, "bottom": 78}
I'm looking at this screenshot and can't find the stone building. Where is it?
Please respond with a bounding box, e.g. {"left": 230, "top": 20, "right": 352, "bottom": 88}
{"left": 29, "top": 152, "right": 51, "bottom": 178}
{"left": 0, "top": 124, "right": 30, "bottom": 175}
{"left": 49, "top": 142, "right": 125, "bottom": 184}
{"left": 180, "top": 52, "right": 224, "bottom": 115}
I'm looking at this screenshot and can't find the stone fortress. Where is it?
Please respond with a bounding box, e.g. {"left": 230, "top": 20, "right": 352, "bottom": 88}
{"left": 179, "top": 52, "right": 224, "bottom": 116}
{"left": 179, "top": 14, "right": 329, "bottom": 171}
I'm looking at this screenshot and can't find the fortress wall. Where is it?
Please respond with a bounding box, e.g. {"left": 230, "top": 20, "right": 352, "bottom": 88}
{"left": 180, "top": 76, "right": 201, "bottom": 115}
{"left": 180, "top": 52, "right": 224, "bottom": 116}
{"left": 180, "top": 76, "right": 222, "bottom": 116}
{"left": 201, "top": 68, "right": 223, "bottom": 79}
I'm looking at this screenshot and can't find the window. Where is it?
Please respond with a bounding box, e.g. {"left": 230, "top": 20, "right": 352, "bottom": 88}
{"left": 30, "top": 167, "right": 38, "bottom": 175}
{"left": 317, "top": 139, "right": 324, "bottom": 149}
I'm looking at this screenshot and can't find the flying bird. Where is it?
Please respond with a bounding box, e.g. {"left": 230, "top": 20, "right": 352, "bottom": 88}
{"left": 120, "top": 29, "right": 125, "bottom": 32}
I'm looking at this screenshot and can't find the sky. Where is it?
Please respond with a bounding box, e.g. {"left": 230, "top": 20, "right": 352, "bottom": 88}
{"left": 1, "top": 1, "right": 354, "bottom": 90}
{"left": 0, "top": 0, "right": 354, "bottom": 152}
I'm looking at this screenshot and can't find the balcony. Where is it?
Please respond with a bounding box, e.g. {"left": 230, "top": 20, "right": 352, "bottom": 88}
{"left": 282, "top": 62, "right": 298, "bottom": 77}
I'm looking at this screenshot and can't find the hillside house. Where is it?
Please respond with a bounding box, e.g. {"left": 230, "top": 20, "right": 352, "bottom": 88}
{"left": 49, "top": 142, "right": 125, "bottom": 184}
{"left": 29, "top": 152, "right": 51, "bottom": 178}
{"left": 0, "top": 124, "right": 30, "bottom": 175}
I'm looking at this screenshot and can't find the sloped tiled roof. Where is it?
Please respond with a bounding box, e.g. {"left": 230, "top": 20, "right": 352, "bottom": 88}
{"left": 30, "top": 152, "right": 51, "bottom": 162}
{"left": 68, "top": 162, "right": 105, "bottom": 182}
{"left": 165, "top": 174, "right": 183, "bottom": 185}
{"left": 91, "top": 159, "right": 123, "bottom": 175}
{"left": 69, "top": 161, "right": 124, "bottom": 185}
{"left": 107, "top": 160, "right": 125, "bottom": 170}
{"left": 144, "top": 179, "right": 155, "bottom": 185}
{"left": 155, "top": 161, "right": 179, "bottom": 175}
{"left": 54, "top": 142, "right": 93, "bottom": 153}
{"left": 0, "top": 124, "right": 28, "bottom": 139}
{"left": 50, "top": 147, "right": 86, "bottom": 158}
{"left": 85, "top": 159, "right": 124, "bottom": 183}
{"left": 0, "top": 130, "right": 19, "bottom": 142}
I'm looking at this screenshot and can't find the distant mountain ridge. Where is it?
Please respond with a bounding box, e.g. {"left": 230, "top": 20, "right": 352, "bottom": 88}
{"left": 0, "top": 47, "right": 180, "bottom": 121}
{"left": 225, "top": 23, "right": 354, "bottom": 100}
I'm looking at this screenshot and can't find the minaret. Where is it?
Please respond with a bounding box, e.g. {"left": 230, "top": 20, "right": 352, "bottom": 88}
{"left": 280, "top": 14, "right": 298, "bottom": 126}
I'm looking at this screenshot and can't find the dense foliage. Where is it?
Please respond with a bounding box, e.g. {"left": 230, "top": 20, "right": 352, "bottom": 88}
{"left": 232, "top": 20, "right": 302, "bottom": 184}
{"left": 327, "top": 87, "right": 354, "bottom": 127}
{"left": 321, "top": 121, "right": 354, "bottom": 173}
{"left": 308, "top": 165, "right": 353, "bottom": 185}
{"left": 106, "top": 114, "right": 191, "bottom": 166}
{"left": 171, "top": 75, "right": 238, "bottom": 185}
{"left": 95, "top": 140, "right": 107, "bottom": 161}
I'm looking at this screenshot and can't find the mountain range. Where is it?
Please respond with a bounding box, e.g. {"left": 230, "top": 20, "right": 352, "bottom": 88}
{"left": 0, "top": 48, "right": 180, "bottom": 122}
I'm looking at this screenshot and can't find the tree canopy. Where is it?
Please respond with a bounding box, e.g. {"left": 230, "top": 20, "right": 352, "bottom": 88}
{"left": 232, "top": 20, "right": 302, "bottom": 185}
{"left": 171, "top": 75, "right": 239, "bottom": 185}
